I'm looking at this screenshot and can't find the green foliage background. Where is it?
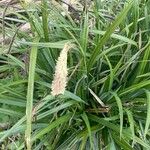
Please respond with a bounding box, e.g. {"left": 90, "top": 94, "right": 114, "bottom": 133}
{"left": 0, "top": 0, "right": 150, "bottom": 149}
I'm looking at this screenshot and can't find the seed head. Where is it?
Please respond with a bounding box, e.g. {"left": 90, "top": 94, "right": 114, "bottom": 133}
{"left": 51, "top": 43, "right": 72, "bottom": 96}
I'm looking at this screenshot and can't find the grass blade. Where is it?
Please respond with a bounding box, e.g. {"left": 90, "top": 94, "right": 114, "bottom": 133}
{"left": 25, "top": 37, "right": 39, "bottom": 150}
{"left": 81, "top": 112, "right": 93, "bottom": 149}
{"left": 125, "top": 109, "right": 135, "bottom": 144}
{"left": 88, "top": 0, "right": 133, "bottom": 71}
{"left": 111, "top": 132, "right": 133, "bottom": 150}
{"left": 144, "top": 90, "right": 150, "bottom": 138}
{"left": 32, "top": 114, "right": 72, "bottom": 141}
{"left": 92, "top": 30, "right": 137, "bottom": 46}
{"left": 88, "top": 114, "right": 150, "bottom": 149}
{"left": 112, "top": 92, "right": 123, "bottom": 138}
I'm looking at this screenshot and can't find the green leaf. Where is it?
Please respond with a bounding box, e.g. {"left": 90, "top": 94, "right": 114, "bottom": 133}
{"left": 104, "top": 55, "right": 114, "bottom": 91}
{"left": 88, "top": 0, "right": 134, "bottom": 71}
{"left": 37, "top": 101, "right": 76, "bottom": 120}
{"left": 32, "top": 114, "right": 72, "bottom": 141}
{"left": 17, "top": 40, "right": 72, "bottom": 49}
{"left": 25, "top": 37, "right": 39, "bottom": 150}
{"left": 144, "top": 90, "right": 150, "bottom": 138}
{"left": 88, "top": 114, "right": 150, "bottom": 149}
{"left": 111, "top": 132, "right": 133, "bottom": 150}
{"left": 81, "top": 112, "right": 93, "bottom": 149}
{"left": 0, "top": 96, "right": 26, "bottom": 107}
{"left": 119, "top": 80, "right": 150, "bottom": 96}
{"left": 80, "top": 12, "right": 89, "bottom": 53}
{"left": 136, "top": 44, "right": 150, "bottom": 78}
{"left": 125, "top": 109, "right": 135, "bottom": 143}
{"left": 6, "top": 54, "right": 25, "bottom": 69}
{"left": 92, "top": 30, "right": 137, "bottom": 46}
{"left": 112, "top": 92, "right": 123, "bottom": 138}
{"left": 0, "top": 116, "right": 26, "bottom": 143}
{"left": 0, "top": 108, "right": 23, "bottom": 117}
{"left": 63, "top": 91, "right": 86, "bottom": 103}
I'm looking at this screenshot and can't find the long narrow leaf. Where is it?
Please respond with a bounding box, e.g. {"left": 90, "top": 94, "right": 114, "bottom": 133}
{"left": 112, "top": 92, "right": 123, "bottom": 138}
{"left": 88, "top": 0, "right": 133, "bottom": 71}
{"left": 25, "top": 37, "right": 39, "bottom": 150}
{"left": 144, "top": 90, "right": 150, "bottom": 138}
{"left": 81, "top": 112, "right": 93, "bottom": 149}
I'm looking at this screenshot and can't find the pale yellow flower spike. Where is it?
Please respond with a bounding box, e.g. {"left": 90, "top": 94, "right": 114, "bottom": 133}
{"left": 51, "top": 43, "right": 72, "bottom": 96}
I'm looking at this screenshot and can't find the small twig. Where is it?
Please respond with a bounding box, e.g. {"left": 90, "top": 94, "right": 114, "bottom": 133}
{"left": 7, "top": 28, "right": 19, "bottom": 54}
{"left": 2, "top": 0, "right": 13, "bottom": 46}
{"left": 86, "top": 107, "right": 110, "bottom": 113}
{"left": 59, "top": 0, "right": 78, "bottom": 12}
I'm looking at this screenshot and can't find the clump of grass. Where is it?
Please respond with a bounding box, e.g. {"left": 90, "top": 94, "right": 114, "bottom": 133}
{"left": 0, "top": 0, "right": 150, "bottom": 149}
